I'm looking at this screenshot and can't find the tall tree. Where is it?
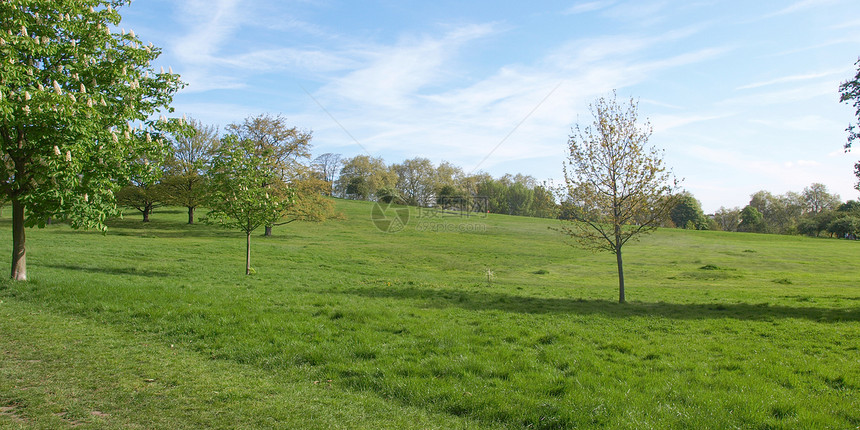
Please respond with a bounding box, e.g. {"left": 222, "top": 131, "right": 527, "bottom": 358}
{"left": 335, "top": 155, "right": 396, "bottom": 200}
{"left": 558, "top": 92, "right": 677, "bottom": 303}
{"left": 161, "top": 118, "right": 219, "bottom": 224}
{"left": 839, "top": 57, "right": 860, "bottom": 191}
{"left": 0, "top": 1, "right": 182, "bottom": 280}
{"left": 713, "top": 206, "right": 741, "bottom": 232}
{"left": 802, "top": 183, "right": 841, "bottom": 215}
{"left": 227, "top": 114, "right": 312, "bottom": 235}
{"left": 311, "top": 152, "right": 341, "bottom": 195}
{"left": 204, "top": 136, "right": 294, "bottom": 275}
{"left": 393, "top": 157, "right": 435, "bottom": 206}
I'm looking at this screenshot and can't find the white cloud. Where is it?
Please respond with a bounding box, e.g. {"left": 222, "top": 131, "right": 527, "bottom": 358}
{"left": 563, "top": 0, "right": 617, "bottom": 15}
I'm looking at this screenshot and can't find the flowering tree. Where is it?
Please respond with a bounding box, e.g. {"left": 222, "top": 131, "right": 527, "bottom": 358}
{"left": 0, "top": 0, "right": 183, "bottom": 279}
{"left": 204, "top": 136, "right": 295, "bottom": 275}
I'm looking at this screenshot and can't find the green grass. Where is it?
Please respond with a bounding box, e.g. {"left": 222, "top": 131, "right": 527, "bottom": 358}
{"left": 1, "top": 199, "right": 858, "bottom": 428}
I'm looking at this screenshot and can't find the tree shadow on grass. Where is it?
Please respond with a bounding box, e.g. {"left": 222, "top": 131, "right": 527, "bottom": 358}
{"left": 38, "top": 263, "right": 170, "bottom": 278}
{"left": 331, "top": 285, "right": 860, "bottom": 323}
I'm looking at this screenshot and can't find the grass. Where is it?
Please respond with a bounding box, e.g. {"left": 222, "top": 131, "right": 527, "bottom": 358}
{"left": 1, "top": 199, "right": 858, "bottom": 428}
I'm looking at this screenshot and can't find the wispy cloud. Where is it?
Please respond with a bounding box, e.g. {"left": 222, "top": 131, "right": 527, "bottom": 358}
{"left": 767, "top": 0, "right": 842, "bottom": 17}
{"left": 736, "top": 68, "right": 850, "bottom": 90}
{"left": 563, "top": 0, "right": 616, "bottom": 15}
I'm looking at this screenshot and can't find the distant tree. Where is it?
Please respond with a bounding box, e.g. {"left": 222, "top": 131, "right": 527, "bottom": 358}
{"left": 204, "top": 135, "right": 295, "bottom": 275}
{"left": 802, "top": 183, "right": 841, "bottom": 215}
{"left": 0, "top": 1, "right": 183, "bottom": 280}
{"left": 738, "top": 206, "right": 765, "bottom": 233}
{"left": 311, "top": 153, "right": 341, "bottom": 195}
{"left": 838, "top": 200, "right": 860, "bottom": 215}
{"left": 281, "top": 174, "right": 337, "bottom": 225}
{"left": 506, "top": 182, "right": 534, "bottom": 216}
{"left": 336, "top": 155, "right": 396, "bottom": 200}
{"left": 531, "top": 184, "right": 558, "bottom": 219}
{"left": 839, "top": 57, "right": 860, "bottom": 191}
{"left": 670, "top": 192, "right": 707, "bottom": 229}
{"left": 227, "top": 114, "right": 312, "bottom": 236}
{"left": 476, "top": 178, "right": 508, "bottom": 213}
{"left": 161, "top": 118, "right": 219, "bottom": 224}
{"left": 393, "top": 157, "right": 435, "bottom": 206}
{"left": 827, "top": 216, "right": 860, "bottom": 238}
{"left": 116, "top": 173, "right": 166, "bottom": 223}
{"left": 713, "top": 206, "right": 741, "bottom": 232}
{"left": 558, "top": 92, "right": 677, "bottom": 303}
{"left": 435, "top": 161, "right": 464, "bottom": 192}
{"left": 435, "top": 184, "right": 460, "bottom": 210}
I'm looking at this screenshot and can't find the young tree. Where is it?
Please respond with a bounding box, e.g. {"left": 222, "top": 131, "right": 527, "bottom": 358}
{"left": 559, "top": 92, "right": 677, "bottom": 303}
{"left": 227, "top": 114, "right": 312, "bottom": 236}
{"left": 839, "top": 57, "right": 860, "bottom": 191}
{"left": 160, "top": 118, "right": 219, "bottom": 224}
{"left": 204, "top": 136, "right": 295, "bottom": 275}
{"left": 0, "top": 1, "right": 182, "bottom": 280}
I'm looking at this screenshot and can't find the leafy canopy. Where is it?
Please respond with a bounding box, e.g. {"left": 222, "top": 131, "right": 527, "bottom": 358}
{"left": 0, "top": 0, "right": 183, "bottom": 229}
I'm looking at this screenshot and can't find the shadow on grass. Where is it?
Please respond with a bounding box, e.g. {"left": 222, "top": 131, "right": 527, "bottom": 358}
{"left": 333, "top": 285, "right": 860, "bottom": 323}
{"left": 39, "top": 263, "right": 170, "bottom": 278}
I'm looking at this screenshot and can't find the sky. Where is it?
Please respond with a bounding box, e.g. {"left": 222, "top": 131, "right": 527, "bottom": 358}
{"left": 118, "top": 0, "right": 860, "bottom": 212}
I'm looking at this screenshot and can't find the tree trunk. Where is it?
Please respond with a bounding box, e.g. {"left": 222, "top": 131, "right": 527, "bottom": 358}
{"left": 11, "top": 198, "right": 26, "bottom": 281}
{"left": 245, "top": 231, "right": 252, "bottom": 275}
{"left": 187, "top": 206, "right": 195, "bottom": 225}
{"left": 616, "top": 247, "right": 625, "bottom": 304}
{"left": 264, "top": 225, "right": 272, "bottom": 237}
{"left": 142, "top": 206, "right": 151, "bottom": 222}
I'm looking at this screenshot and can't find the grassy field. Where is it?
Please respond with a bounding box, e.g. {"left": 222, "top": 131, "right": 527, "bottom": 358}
{"left": 1, "top": 198, "right": 858, "bottom": 429}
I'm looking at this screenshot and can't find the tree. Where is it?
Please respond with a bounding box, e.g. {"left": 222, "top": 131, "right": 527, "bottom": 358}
{"left": 839, "top": 57, "right": 860, "bottom": 191}
{"left": 506, "top": 182, "right": 534, "bottom": 216}
{"left": 0, "top": 1, "right": 182, "bottom": 280}
{"left": 670, "top": 192, "right": 707, "bottom": 229}
{"left": 161, "top": 118, "right": 219, "bottom": 224}
{"left": 802, "top": 183, "right": 841, "bottom": 215}
{"left": 393, "top": 157, "right": 435, "bottom": 206}
{"left": 827, "top": 216, "right": 860, "bottom": 238}
{"left": 559, "top": 92, "right": 677, "bottom": 303}
{"left": 311, "top": 153, "right": 341, "bottom": 195}
{"left": 738, "top": 206, "right": 764, "bottom": 233}
{"left": 227, "top": 114, "right": 312, "bottom": 236}
{"left": 204, "top": 135, "right": 295, "bottom": 275}
{"left": 116, "top": 174, "right": 166, "bottom": 222}
{"left": 335, "top": 155, "right": 396, "bottom": 200}
{"left": 531, "top": 184, "right": 558, "bottom": 219}
{"left": 713, "top": 206, "right": 741, "bottom": 232}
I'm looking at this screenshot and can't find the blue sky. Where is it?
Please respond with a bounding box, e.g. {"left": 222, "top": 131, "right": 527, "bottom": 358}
{"left": 119, "top": 0, "right": 859, "bottom": 212}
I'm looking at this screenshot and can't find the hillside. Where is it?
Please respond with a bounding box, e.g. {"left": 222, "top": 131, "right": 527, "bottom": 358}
{"left": 1, "top": 198, "right": 858, "bottom": 429}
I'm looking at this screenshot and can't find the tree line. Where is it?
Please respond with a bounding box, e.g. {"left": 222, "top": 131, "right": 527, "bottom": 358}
{"left": 327, "top": 154, "right": 558, "bottom": 218}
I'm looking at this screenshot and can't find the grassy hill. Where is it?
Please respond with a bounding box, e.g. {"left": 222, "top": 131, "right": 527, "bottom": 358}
{"left": 1, "top": 198, "right": 858, "bottom": 429}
